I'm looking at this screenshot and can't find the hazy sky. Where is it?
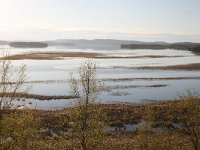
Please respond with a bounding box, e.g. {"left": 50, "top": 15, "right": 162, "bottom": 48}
{"left": 0, "top": 0, "right": 200, "bottom": 42}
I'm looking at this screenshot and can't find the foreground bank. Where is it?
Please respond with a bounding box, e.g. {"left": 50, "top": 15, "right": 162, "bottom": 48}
{"left": 1, "top": 94, "right": 200, "bottom": 150}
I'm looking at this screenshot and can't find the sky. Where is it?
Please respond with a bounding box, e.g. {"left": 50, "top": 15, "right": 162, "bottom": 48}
{"left": 0, "top": 0, "right": 200, "bottom": 42}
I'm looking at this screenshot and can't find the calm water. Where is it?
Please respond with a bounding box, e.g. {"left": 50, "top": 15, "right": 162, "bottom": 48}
{"left": 1, "top": 46, "right": 200, "bottom": 109}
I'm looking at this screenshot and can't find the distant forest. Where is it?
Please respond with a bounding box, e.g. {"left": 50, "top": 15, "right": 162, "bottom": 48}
{"left": 9, "top": 42, "right": 48, "bottom": 48}
{"left": 190, "top": 44, "right": 200, "bottom": 52}
{"left": 121, "top": 43, "right": 200, "bottom": 51}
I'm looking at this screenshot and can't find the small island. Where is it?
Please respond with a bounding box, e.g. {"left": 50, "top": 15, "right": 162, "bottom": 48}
{"left": 9, "top": 42, "right": 48, "bottom": 48}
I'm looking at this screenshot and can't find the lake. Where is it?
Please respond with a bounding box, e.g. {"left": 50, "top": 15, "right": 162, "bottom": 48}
{"left": 1, "top": 46, "right": 200, "bottom": 110}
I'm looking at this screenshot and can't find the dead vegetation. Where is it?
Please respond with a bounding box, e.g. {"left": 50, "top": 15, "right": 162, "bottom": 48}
{"left": 1, "top": 52, "right": 105, "bottom": 60}
{"left": 1, "top": 52, "right": 186, "bottom": 60}
{"left": 0, "top": 92, "right": 78, "bottom": 100}
{"left": 136, "top": 63, "right": 200, "bottom": 71}
{"left": 104, "top": 76, "right": 200, "bottom": 82}
{"left": 1, "top": 97, "right": 199, "bottom": 149}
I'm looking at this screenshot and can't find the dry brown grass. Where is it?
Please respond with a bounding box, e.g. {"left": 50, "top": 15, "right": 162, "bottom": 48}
{"left": 1, "top": 52, "right": 185, "bottom": 60}
{"left": 0, "top": 92, "right": 78, "bottom": 100}
{"left": 1, "top": 52, "right": 105, "bottom": 60}
{"left": 103, "top": 76, "right": 200, "bottom": 82}
{"left": 136, "top": 63, "right": 200, "bottom": 70}
{"left": 2, "top": 99, "right": 199, "bottom": 149}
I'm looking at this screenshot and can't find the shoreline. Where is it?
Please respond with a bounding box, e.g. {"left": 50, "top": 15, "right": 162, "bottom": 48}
{"left": 0, "top": 92, "right": 78, "bottom": 101}
{"left": 10, "top": 97, "right": 200, "bottom": 122}
{"left": 1, "top": 51, "right": 187, "bottom": 60}
{"left": 136, "top": 63, "right": 200, "bottom": 71}
{"left": 112, "top": 63, "right": 200, "bottom": 71}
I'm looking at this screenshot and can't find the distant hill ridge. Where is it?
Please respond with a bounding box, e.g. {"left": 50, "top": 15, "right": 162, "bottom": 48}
{"left": 45, "top": 39, "right": 177, "bottom": 50}
{"left": 46, "top": 39, "right": 146, "bottom": 50}
{"left": 0, "top": 40, "right": 8, "bottom": 45}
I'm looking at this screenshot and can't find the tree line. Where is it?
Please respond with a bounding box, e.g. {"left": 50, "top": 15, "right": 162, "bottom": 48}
{"left": 9, "top": 42, "right": 48, "bottom": 48}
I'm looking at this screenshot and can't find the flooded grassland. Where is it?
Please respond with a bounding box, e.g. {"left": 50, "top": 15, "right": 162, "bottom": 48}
{"left": 1, "top": 46, "right": 200, "bottom": 109}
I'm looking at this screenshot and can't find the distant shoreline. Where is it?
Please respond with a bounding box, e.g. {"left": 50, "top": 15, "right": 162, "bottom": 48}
{"left": 9, "top": 42, "right": 48, "bottom": 48}
{"left": 121, "top": 43, "right": 200, "bottom": 52}
{"left": 1, "top": 39, "right": 199, "bottom": 51}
